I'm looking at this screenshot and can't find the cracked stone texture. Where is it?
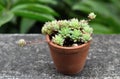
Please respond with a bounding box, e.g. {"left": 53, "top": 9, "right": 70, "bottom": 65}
{"left": 0, "top": 34, "right": 119, "bottom": 79}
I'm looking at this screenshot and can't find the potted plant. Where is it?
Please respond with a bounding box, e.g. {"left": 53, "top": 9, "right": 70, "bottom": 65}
{"left": 41, "top": 12, "right": 96, "bottom": 75}
{"left": 17, "top": 12, "right": 96, "bottom": 75}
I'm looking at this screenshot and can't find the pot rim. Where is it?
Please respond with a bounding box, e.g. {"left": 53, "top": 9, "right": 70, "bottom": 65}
{"left": 46, "top": 35, "right": 91, "bottom": 50}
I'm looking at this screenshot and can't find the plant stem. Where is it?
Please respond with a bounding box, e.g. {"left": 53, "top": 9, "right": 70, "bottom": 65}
{"left": 26, "top": 39, "right": 47, "bottom": 45}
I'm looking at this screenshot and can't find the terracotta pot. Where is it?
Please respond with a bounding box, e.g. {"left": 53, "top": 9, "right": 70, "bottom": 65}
{"left": 46, "top": 35, "right": 91, "bottom": 75}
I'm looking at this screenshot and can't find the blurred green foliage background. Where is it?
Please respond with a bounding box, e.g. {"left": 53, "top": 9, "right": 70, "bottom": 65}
{"left": 0, "top": 0, "right": 120, "bottom": 34}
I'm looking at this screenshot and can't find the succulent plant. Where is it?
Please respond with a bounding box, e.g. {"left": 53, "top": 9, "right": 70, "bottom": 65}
{"left": 51, "top": 20, "right": 60, "bottom": 31}
{"left": 42, "top": 12, "right": 96, "bottom": 46}
{"left": 70, "top": 29, "right": 82, "bottom": 42}
{"left": 52, "top": 34, "right": 64, "bottom": 46}
{"left": 69, "top": 18, "right": 80, "bottom": 29}
{"left": 58, "top": 20, "right": 69, "bottom": 27}
{"left": 83, "top": 26, "right": 93, "bottom": 34}
{"left": 42, "top": 21, "right": 60, "bottom": 35}
{"left": 58, "top": 27, "right": 71, "bottom": 38}
{"left": 82, "top": 34, "right": 92, "bottom": 43}
{"left": 80, "top": 21, "right": 89, "bottom": 27}
{"left": 41, "top": 22, "right": 53, "bottom": 35}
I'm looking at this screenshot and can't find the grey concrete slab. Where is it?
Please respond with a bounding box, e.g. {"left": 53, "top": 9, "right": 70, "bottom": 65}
{"left": 0, "top": 34, "right": 119, "bottom": 79}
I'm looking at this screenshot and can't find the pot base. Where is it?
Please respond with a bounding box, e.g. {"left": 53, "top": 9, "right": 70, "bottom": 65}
{"left": 57, "top": 68, "right": 83, "bottom": 75}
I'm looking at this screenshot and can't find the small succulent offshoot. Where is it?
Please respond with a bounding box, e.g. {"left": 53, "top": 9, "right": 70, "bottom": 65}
{"left": 42, "top": 12, "right": 96, "bottom": 46}
{"left": 17, "top": 39, "right": 26, "bottom": 47}
{"left": 88, "top": 12, "right": 96, "bottom": 20}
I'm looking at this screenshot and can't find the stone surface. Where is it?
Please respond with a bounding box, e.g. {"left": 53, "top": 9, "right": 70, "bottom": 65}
{"left": 0, "top": 34, "right": 119, "bottom": 79}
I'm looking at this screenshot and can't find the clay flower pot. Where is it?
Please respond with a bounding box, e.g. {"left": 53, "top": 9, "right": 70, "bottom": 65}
{"left": 46, "top": 35, "right": 91, "bottom": 75}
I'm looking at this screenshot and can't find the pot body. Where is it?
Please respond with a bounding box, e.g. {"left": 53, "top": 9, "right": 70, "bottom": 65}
{"left": 46, "top": 35, "right": 91, "bottom": 75}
